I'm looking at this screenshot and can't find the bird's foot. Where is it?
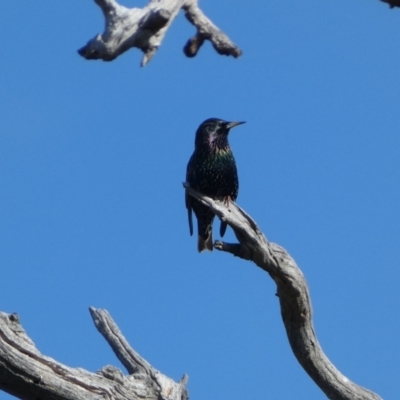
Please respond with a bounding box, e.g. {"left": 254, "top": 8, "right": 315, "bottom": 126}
{"left": 222, "top": 196, "right": 232, "bottom": 209}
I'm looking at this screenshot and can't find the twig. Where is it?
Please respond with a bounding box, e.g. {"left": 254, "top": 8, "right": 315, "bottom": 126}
{"left": 90, "top": 307, "right": 189, "bottom": 400}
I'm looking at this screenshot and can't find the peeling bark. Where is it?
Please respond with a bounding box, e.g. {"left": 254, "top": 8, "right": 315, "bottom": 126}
{"left": 0, "top": 309, "right": 188, "bottom": 400}
{"left": 78, "top": 0, "right": 242, "bottom": 66}
{"left": 184, "top": 183, "right": 382, "bottom": 400}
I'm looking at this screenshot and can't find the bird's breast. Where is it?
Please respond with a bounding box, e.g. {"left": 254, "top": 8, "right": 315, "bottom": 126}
{"left": 188, "top": 149, "right": 238, "bottom": 200}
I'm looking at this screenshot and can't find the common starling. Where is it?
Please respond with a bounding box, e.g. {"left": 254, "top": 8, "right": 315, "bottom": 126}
{"left": 185, "top": 118, "right": 245, "bottom": 252}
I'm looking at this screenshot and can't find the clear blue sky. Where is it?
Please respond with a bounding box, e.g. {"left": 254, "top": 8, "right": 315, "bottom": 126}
{"left": 1, "top": 1, "right": 399, "bottom": 399}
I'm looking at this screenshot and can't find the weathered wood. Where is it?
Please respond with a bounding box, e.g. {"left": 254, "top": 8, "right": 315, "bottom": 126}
{"left": 184, "top": 183, "right": 382, "bottom": 400}
{"left": 0, "top": 185, "right": 385, "bottom": 400}
{"left": 78, "top": 0, "right": 242, "bottom": 65}
{"left": 0, "top": 309, "right": 188, "bottom": 400}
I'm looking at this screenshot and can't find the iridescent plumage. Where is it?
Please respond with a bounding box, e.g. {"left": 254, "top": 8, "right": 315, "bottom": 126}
{"left": 185, "top": 118, "right": 244, "bottom": 252}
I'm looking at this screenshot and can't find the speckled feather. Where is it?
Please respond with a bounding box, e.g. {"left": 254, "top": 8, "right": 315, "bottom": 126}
{"left": 185, "top": 118, "right": 243, "bottom": 252}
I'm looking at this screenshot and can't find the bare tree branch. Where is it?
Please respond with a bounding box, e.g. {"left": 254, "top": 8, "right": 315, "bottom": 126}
{"left": 78, "top": 0, "right": 242, "bottom": 66}
{"left": 0, "top": 181, "right": 386, "bottom": 400}
{"left": 381, "top": 0, "right": 400, "bottom": 8}
{"left": 184, "top": 183, "right": 382, "bottom": 400}
{"left": 0, "top": 309, "right": 188, "bottom": 400}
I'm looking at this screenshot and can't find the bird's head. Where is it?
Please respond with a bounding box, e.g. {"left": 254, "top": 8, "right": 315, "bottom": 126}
{"left": 194, "top": 118, "right": 245, "bottom": 149}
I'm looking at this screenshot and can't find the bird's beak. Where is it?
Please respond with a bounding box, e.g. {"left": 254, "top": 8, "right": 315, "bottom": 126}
{"left": 225, "top": 121, "right": 246, "bottom": 129}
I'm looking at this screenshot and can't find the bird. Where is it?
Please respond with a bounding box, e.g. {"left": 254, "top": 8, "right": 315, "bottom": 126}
{"left": 185, "top": 118, "right": 245, "bottom": 252}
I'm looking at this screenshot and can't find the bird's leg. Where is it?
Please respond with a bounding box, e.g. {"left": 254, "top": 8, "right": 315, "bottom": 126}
{"left": 223, "top": 196, "right": 232, "bottom": 210}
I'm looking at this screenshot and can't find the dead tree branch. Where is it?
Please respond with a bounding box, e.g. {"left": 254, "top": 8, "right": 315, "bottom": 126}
{"left": 78, "top": 0, "right": 242, "bottom": 66}
{"left": 381, "top": 0, "right": 400, "bottom": 8}
{"left": 0, "top": 308, "right": 188, "bottom": 400}
{"left": 184, "top": 183, "right": 382, "bottom": 400}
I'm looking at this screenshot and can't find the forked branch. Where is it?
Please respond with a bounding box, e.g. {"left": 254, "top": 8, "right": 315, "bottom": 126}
{"left": 78, "top": 0, "right": 242, "bottom": 66}
{"left": 184, "top": 183, "right": 382, "bottom": 400}
{"left": 0, "top": 309, "right": 188, "bottom": 400}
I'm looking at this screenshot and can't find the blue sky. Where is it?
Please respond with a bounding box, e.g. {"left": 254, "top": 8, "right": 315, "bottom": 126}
{"left": 1, "top": 1, "right": 399, "bottom": 399}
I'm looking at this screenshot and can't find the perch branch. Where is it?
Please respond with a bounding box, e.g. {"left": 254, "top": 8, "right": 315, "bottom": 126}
{"left": 184, "top": 183, "right": 382, "bottom": 400}
{"left": 78, "top": 0, "right": 242, "bottom": 65}
{"left": 0, "top": 309, "right": 188, "bottom": 400}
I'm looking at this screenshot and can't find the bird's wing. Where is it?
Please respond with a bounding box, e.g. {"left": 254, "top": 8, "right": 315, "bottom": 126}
{"left": 185, "top": 156, "right": 195, "bottom": 236}
{"left": 186, "top": 191, "right": 193, "bottom": 236}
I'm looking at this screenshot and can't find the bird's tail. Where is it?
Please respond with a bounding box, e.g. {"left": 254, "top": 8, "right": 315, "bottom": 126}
{"left": 198, "top": 231, "right": 213, "bottom": 252}
{"left": 197, "top": 211, "right": 214, "bottom": 252}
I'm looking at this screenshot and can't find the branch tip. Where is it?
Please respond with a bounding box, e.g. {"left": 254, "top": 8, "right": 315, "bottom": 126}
{"left": 380, "top": 0, "right": 400, "bottom": 7}
{"left": 80, "top": 0, "right": 242, "bottom": 65}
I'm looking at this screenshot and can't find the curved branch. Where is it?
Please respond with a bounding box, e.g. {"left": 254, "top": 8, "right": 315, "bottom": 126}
{"left": 184, "top": 183, "right": 382, "bottom": 400}
{"left": 0, "top": 309, "right": 188, "bottom": 400}
{"left": 78, "top": 0, "right": 242, "bottom": 66}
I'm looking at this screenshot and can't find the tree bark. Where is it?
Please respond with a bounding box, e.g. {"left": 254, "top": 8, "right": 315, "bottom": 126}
{"left": 0, "top": 309, "right": 188, "bottom": 400}
{"left": 78, "top": 0, "right": 242, "bottom": 66}
{"left": 184, "top": 184, "right": 383, "bottom": 400}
